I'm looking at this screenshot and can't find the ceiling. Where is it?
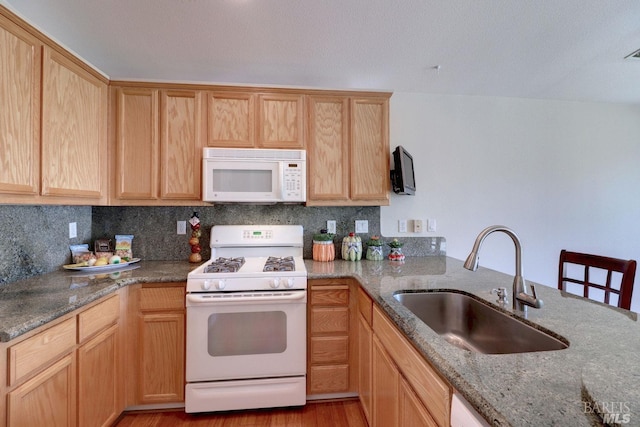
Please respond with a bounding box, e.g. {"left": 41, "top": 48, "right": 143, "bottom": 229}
{"left": 3, "top": 0, "right": 640, "bottom": 105}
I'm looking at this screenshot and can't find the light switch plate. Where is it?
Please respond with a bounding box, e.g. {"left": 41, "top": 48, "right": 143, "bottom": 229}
{"left": 398, "top": 220, "right": 407, "bottom": 233}
{"left": 327, "top": 220, "right": 337, "bottom": 234}
{"left": 69, "top": 222, "right": 77, "bottom": 239}
{"left": 413, "top": 219, "right": 423, "bottom": 233}
{"left": 177, "top": 221, "right": 187, "bottom": 235}
{"left": 355, "top": 220, "right": 368, "bottom": 233}
{"left": 427, "top": 218, "right": 437, "bottom": 232}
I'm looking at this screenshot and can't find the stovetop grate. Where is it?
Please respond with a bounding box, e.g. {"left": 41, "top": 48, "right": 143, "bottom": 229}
{"left": 204, "top": 257, "right": 246, "bottom": 273}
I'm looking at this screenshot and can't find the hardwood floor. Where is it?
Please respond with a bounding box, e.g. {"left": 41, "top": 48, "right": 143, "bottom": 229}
{"left": 113, "top": 399, "right": 368, "bottom": 427}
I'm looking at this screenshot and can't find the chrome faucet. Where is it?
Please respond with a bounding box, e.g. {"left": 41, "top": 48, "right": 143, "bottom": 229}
{"left": 464, "top": 225, "right": 543, "bottom": 311}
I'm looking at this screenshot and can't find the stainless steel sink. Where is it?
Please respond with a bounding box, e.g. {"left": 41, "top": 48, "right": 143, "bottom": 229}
{"left": 393, "top": 291, "right": 568, "bottom": 354}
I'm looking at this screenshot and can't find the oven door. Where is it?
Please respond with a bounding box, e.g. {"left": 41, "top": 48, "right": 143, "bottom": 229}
{"left": 185, "top": 290, "right": 307, "bottom": 382}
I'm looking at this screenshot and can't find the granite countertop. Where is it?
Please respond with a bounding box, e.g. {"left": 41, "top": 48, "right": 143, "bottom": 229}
{"left": 1, "top": 257, "right": 638, "bottom": 426}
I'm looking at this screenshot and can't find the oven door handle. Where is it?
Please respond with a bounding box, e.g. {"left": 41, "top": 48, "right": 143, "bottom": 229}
{"left": 186, "top": 291, "right": 306, "bottom": 305}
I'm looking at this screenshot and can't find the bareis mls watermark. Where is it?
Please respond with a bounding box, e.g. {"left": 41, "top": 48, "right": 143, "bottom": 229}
{"left": 582, "top": 401, "right": 631, "bottom": 424}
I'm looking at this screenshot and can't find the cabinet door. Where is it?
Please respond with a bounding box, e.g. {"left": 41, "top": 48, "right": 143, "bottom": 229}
{"left": 138, "top": 311, "right": 185, "bottom": 403}
{"left": 160, "top": 90, "right": 203, "bottom": 200}
{"left": 115, "top": 87, "right": 159, "bottom": 200}
{"left": 399, "top": 377, "right": 439, "bottom": 427}
{"left": 358, "top": 314, "right": 373, "bottom": 424}
{"left": 208, "top": 92, "right": 255, "bottom": 148}
{"left": 257, "top": 93, "right": 304, "bottom": 148}
{"left": 372, "top": 335, "right": 398, "bottom": 427}
{"left": 307, "top": 96, "right": 349, "bottom": 203}
{"left": 350, "top": 98, "right": 389, "bottom": 204}
{"left": 7, "top": 353, "right": 76, "bottom": 427}
{"left": 0, "top": 15, "right": 41, "bottom": 196}
{"left": 77, "top": 324, "right": 119, "bottom": 427}
{"left": 41, "top": 47, "right": 107, "bottom": 200}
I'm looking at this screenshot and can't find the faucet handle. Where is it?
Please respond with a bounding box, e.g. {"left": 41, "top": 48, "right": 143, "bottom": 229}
{"left": 491, "top": 287, "right": 508, "bottom": 305}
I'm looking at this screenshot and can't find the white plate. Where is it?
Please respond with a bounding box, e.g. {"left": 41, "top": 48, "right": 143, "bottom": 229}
{"left": 63, "top": 258, "right": 141, "bottom": 271}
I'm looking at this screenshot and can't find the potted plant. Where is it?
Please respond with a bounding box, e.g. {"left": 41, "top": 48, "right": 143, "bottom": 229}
{"left": 312, "top": 230, "right": 336, "bottom": 262}
{"left": 366, "top": 236, "right": 384, "bottom": 261}
{"left": 387, "top": 238, "right": 405, "bottom": 261}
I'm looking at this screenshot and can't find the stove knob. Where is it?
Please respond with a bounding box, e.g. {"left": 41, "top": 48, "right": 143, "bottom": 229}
{"left": 215, "top": 280, "right": 226, "bottom": 290}
{"left": 201, "top": 280, "right": 211, "bottom": 291}
{"left": 270, "top": 278, "right": 281, "bottom": 289}
{"left": 285, "top": 278, "right": 295, "bottom": 288}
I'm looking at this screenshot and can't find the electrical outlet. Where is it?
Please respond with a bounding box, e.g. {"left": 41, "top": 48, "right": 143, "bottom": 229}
{"left": 398, "top": 220, "right": 407, "bottom": 233}
{"left": 69, "top": 222, "right": 77, "bottom": 239}
{"left": 355, "top": 220, "right": 368, "bottom": 234}
{"left": 177, "top": 221, "right": 187, "bottom": 235}
{"left": 427, "top": 218, "right": 437, "bottom": 232}
{"left": 413, "top": 219, "right": 423, "bottom": 233}
{"left": 327, "top": 220, "right": 337, "bottom": 234}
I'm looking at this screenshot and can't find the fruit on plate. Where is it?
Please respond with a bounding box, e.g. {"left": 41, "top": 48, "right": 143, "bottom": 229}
{"left": 109, "top": 255, "right": 121, "bottom": 264}
{"left": 94, "top": 257, "right": 109, "bottom": 266}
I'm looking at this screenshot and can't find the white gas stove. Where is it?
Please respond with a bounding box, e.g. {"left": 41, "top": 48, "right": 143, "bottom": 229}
{"left": 185, "top": 225, "right": 308, "bottom": 413}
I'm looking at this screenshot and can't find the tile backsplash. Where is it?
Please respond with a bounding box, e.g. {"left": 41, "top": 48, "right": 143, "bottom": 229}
{"left": 0, "top": 204, "right": 444, "bottom": 285}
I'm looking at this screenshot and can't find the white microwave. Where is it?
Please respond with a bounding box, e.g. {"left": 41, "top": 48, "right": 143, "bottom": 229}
{"left": 202, "top": 148, "right": 306, "bottom": 203}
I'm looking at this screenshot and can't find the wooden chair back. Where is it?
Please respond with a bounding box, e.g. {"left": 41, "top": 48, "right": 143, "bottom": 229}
{"left": 558, "top": 250, "right": 636, "bottom": 310}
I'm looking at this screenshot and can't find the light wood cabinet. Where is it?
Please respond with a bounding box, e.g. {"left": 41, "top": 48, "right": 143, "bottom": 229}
{"left": 7, "top": 353, "right": 76, "bottom": 427}
{"left": 357, "top": 288, "right": 373, "bottom": 424}
{"left": 372, "top": 335, "right": 399, "bottom": 427}
{"left": 77, "top": 295, "right": 121, "bottom": 427}
{"left": 307, "top": 95, "right": 390, "bottom": 206}
{"left": 399, "top": 376, "right": 438, "bottom": 427}
{"left": 134, "top": 283, "right": 185, "bottom": 404}
{"left": 77, "top": 324, "right": 119, "bottom": 427}
{"left": 41, "top": 46, "right": 108, "bottom": 202}
{"left": 0, "top": 14, "right": 41, "bottom": 198}
{"left": 3, "top": 293, "right": 122, "bottom": 427}
{"left": 307, "top": 279, "right": 358, "bottom": 396}
{"left": 114, "top": 87, "right": 159, "bottom": 200}
{"left": 208, "top": 92, "right": 255, "bottom": 148}
{"left": 207, "top": 91, "right": 304, "bottom": 149}
{"left": 112, "top": 85, "right": 204, "bottom": 205}
{"left": 257, "top": 93, "right": 305, "bottom": 148}
{"left": 371, "top": 305, "right": 451, "bottom": 427}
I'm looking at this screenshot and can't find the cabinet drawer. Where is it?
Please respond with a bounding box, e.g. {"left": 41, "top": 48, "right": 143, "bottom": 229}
{"left": 78, "top": 294, "right": 119, "bottom": 342}
{"left": 139, "top": 285, "right": 185, "bottom": 311}
{"left": 357, "top": 287, "right": 373, "bottom": 325}
{"left": 310, "top": 307, "right": 349, "bottom": 334}
{"left": 311, "top": 286, "right": 349, "bottom": 306}
{"left": 310, "top": 336, "right": 349, "bottom": 364}
{"left": 308, "top": 364, "right": 349, "bottom": 394}
{"left": 8, "top": 317, "right": 76, "bottom": 386}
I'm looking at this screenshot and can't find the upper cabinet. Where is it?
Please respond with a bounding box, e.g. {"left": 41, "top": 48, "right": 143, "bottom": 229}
{"left": 0, "top": 14, "right": 41, "bottom": 197}
{"left": 41, "top": 47, "right": 108, "bottom": 201}
{"left": 0, "top": 10, "right": 108, "bottom": 205}
{"left": 307, "top": 94, "right": 390, "bottom": 206}
{"left": 111, "top": 85, "right": 205, "bottom": 205}
{"left": 207, "top": 91, "right": 304, "bottom": 149}
{"left": 257, "top": 93, "right": 305, "bottom": 149}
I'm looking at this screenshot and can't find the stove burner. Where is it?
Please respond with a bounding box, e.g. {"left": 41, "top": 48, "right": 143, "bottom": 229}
{"left": 263, "top": 256, "right": 296, "bottom": 272}
{"left": 204, "top": 257, "right": 246, "bottom": 273}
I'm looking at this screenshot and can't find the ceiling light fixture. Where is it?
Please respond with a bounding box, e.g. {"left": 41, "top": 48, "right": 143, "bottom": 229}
{"left": 625, "top": 48, "right": 640, "bottom": 59}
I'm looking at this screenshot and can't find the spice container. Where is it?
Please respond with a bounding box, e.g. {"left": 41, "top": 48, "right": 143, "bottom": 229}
{"left": 388, "top": 238, "right": 405, "bottom": 261}
{"left": 312, "top": 230, "right": 335, "bottom": 262}
{"left": 366, "top": 236, "right": 384, "bottom": 261}
{"left": 341, "top": 232, "right": 362, "bottom": 261}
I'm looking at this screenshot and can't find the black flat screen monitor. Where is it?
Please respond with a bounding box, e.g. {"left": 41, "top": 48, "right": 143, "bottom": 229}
{"left": 391, "top": 145, "right": 416, "bottom": 195}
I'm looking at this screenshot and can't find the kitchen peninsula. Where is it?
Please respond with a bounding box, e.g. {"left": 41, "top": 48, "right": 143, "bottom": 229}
{"left": 1, "top": 257, "right": 636, "bottom": 426}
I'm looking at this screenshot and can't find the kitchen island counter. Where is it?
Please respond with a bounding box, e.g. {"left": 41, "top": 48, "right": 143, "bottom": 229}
{"left": 1, "top": 257, "right": 637, "bottom": 426}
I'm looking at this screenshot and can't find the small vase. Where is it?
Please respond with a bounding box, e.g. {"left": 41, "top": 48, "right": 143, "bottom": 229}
{"left": 388, "top": 247, "right": 405, "bottom": 261}
{"left": 313, "top": 240, "right": 335, "bottom": 262}
{"left": 366, "top": 245, "right": 384, "bottom": 261}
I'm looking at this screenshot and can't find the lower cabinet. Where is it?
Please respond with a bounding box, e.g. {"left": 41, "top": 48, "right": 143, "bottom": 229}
{"left": 357, "top": 288, "right": 373, "bottom": 424}
{"left": 7, "top": 353, "right": 76, "bottom": 427}
{"left": 132, "top": 283, "right": 185, "bottom": 405}
{"left": 307, "top": 279, "right": 358, "bottom": 396}
{"left": 77, "top": 324, "right": 119, "bottom": 427}
{"left": 4, "top": 292, "right": 121, "bottom": 427}
{"left": 370, "top": 305, "right": 451, "bottom": 427}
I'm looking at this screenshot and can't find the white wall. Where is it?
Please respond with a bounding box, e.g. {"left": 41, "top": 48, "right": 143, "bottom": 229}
{"left": 382, "top": 92, "right": 640, "bottom": 311}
